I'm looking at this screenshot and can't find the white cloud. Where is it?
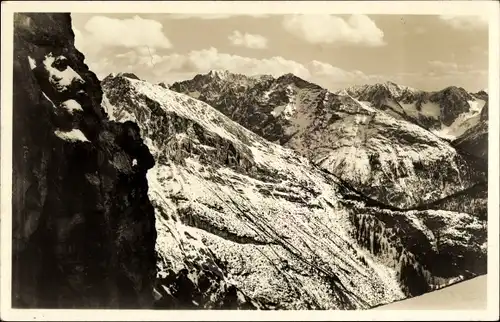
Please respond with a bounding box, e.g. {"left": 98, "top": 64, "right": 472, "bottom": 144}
{"left": 173, "top": 47, "right": 311, "bottom": 79}
{"left": 282, "top": 14, "right": 385, "bottom": 47}
{"left": 427, "top": 60, "right": 484, "bottom": 80}
{"left": 439, "top": 15, "right": 488, "bottom": 30}
{"left": 167, "top": 14, "right": 269, "bottom": 20}
{"left": 308, "top": 60, "right": 367, "bottom": 80}
{"left": 228, "top": 30, "right": 268, "bottom": 49}
{"left": 83, "top": 15, "right": 172, "bottom": 50}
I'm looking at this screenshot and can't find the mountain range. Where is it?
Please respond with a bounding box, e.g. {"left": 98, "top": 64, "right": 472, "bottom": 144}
{"left": 101, "top": 71, "right": 487, "bottom": 309}
{"left": 11, "top": 13, "right": 489, "bottom": 311}
{"left": 170, "top": 71, "right": 487, "bottom": 209}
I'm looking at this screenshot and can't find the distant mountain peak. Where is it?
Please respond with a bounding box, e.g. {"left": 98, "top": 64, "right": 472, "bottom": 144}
{"left": 441, "top": 85, "right": 468, "bottom": 94}
{"left": 117, "top": 72, "right": 141, "bottom": 80}
{"left": 276, "top": 73, "right": 320, "bottom": 89}
{"left": 340, "top": 81, "right": 420, "bottom": 100}
{"left": 103, "top": 72, "right": 141, "bottom": 83}
{"left": 207, "top": 69, "right": 231, "bottom": 79}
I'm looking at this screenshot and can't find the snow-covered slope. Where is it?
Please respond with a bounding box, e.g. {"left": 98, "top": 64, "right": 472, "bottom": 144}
{"left": 373, "top": 275, "right": 487, "bottom": 310}
{"left": 170, "top": 72, "right": 486, "bottom": 208}
{"left": 102, "top": 74, "right": 487, "bottom": 309}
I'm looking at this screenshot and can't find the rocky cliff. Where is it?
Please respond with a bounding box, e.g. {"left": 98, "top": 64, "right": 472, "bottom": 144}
{"left": 12, "top": 13, "right": 157, "bottom": 308}
{"left": 102, "top": 73, "right": 487, "bottom": 309}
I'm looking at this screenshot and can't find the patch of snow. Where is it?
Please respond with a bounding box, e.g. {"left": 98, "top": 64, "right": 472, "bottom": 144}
{"left": 54, "top": 129, "right": 89, "bottom": 142}
{"left": 468, "top": 99, "right": 486, "bottom": 113}
{"left": 318, "top": 146, "right": 372, "bottom": 184}
{"left": 41, "top": 91, "right": 56, "bottom": 108}
{"left": 420, "top": 102, "right": 441, "bottom": 118}
{"left": 355, "top": 100, "right": 376, "bottom": 113}
{"left": 101, "top": 94, "right": 116, "bottom": 120}
{"left": 384, "top": 99, "right": 405, "bottom": 115}
{"left": 399, "top": 102, "right": 419, "bottom": 118}
{"left": 262, "top": 89, "right": 273, "bottom": 101}
{"left": 28, "top": 56, "right": 36, "bottom": 70}
{"left": 208, "top": 69, "right": 229, "bottom": 79}
{"left": 114, "top": 109, "right": 137, "bottom": 123}
{"left": 434, "top": 114, "right": 480, "bottom": 140}
{"left": 433, "top": 100, "right": 485, "bottom": 140}
{"left": 43, "top": 53, "right": 84, "bottom": 91}
{"left": 187, "top": 91, "right": 201, "bottom": 99}
{"left": 398, "top": 101, "right": 440, "bottom": 119}
{"left": 271, "top": 85, "right": 297, "bottom": 119}
{"left": 61, "top": 99, "right": 83, "bottom": 114}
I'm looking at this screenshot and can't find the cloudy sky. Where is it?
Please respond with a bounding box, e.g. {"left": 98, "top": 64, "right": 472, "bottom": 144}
{"left": 71, "top": 13, "right": 489, "bottom": 92}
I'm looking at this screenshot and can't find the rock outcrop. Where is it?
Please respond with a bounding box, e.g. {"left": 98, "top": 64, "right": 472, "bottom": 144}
{"left": 12, "top": 13, "right": 157, "bottom": 308}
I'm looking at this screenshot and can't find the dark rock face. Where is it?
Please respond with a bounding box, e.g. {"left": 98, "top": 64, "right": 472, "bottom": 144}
{"left": 480, "top": 101, "right": 489, "bottom": 122}
{"left": 346, "top": 201, "right": 487, "bottom": 297}
{"left": 429, "top": 86, "right": 474, "bottom": 126}
{"left": 453, "top": 121, "right": 489, "bottom": 160}
{"left": 452, "top": 98, "right": 489, "bottom": 160}
{"left": 413, "top": 182, "right": 488, "bottom": 221}
{"left": 12, "top": 13, "right": 157, "bottom": 308}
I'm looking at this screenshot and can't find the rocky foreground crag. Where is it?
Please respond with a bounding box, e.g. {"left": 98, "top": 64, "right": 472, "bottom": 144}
{"left": 12, "top": 13, "right": 156, "bottom": 308}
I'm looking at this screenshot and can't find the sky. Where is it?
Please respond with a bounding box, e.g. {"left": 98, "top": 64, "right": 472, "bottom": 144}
{"left": 71, "top": 13, "right": 489, "bottom": 92}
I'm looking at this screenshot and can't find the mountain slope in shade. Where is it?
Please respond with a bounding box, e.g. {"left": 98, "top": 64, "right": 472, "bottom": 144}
{"left": 102, "top": 74, "right": 487, "bottom": 309}
{"left": 452, "top": 91, "right": 489, "bottom": 160}
{"left": 170, "top": 72, "right": 486, "bottom": 208}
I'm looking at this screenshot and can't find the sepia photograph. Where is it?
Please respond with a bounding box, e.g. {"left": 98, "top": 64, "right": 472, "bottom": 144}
{"left": 1, "top": 1, "right": 499, "bottom": 321}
